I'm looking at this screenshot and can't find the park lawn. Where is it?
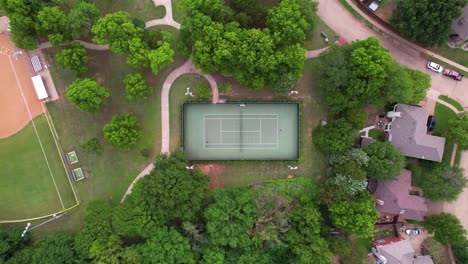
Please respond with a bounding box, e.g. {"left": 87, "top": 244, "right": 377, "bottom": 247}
{"left": 169, "top": 75, "right": 209, "bottom": 152}
{"left": 304, "top": 17, "right": 339, "bottom": 50}
{"left": 63, "top": 0, "right": 165, "bottom": 22}
{"left": 33, "top": 34, "right": 187, "bottom": 234}
{"left": 438, "top": 95, "right": 464, "bottom": 112}
{"left": 204, "top": 59, "right": 327, "bottom": 188}
{"left": 0, "top": 114, "right": 76, "bottom": 220}
{"left": 172, "top": 0, "right": 185, "bottom": 24}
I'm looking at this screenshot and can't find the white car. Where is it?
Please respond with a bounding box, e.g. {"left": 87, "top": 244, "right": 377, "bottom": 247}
{"left": 426, "top": 62, "right": 443, "bottom": 73}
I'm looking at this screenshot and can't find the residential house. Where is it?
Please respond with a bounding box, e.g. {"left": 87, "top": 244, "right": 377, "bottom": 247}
{"left": 386, "top": 104, "right": 445, "bottom": 162}
{"left": 371, "top": 169, "right": 428, "bottom": 221}
{"left": 372, "top": 237, "right": 434, "bottom": 264}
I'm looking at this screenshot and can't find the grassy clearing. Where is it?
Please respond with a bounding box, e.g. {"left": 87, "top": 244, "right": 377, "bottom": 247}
{"left": 423, "top": 238, "right": 451, "bottom": 264}
{"left": 433, "top": 103, "right": 461, "bottom": 166}
{"left": 169, "top": 74, "right": 209, "bottom": 151}
{"left": 172, "top": 0, "right": 185, "bottom": 23}
{"left": 431, "top": 45, "right": 468, "bottom": 68}
{"left": 0, "top": 115, "right": 76, "bottom": 220}
{"left": 32, "top": 29, "right": 186, "bottom": 234}
{"left": 205, "top": 59, "right": 327, "bottom": 188}
{"left": 438, "top": 95, "right": 464, "bottom": 112}
{"left": 63, "top": 0, "right": 165, "bottom": 22}
{"left": 305, "top": 17, "right": 339, "bottom": 50}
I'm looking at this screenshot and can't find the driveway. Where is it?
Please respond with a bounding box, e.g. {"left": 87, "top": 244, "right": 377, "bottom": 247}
{"left": 316, "top": 0, "right": 468, "bottom": 107}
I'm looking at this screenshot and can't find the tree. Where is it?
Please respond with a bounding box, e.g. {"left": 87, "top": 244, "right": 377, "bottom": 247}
{"left": 407, "top": 68, "right": 431, "bottom": 103}
{"left": 218, "top": 83, "right": 233, "bottom": 93}
{"left": 92, "top": 11, "right": 145, "bottom": 54}
{"left": 390, "top": 0, "right": 468, "bottom": 46}
{"left": 66, "top": 78, "right": 111, "bottom": 112}
{"left": 345, "top": 107, "right": 368, "bottom": 129}
{"left": 448, "top": 112, "right": 468, "bottom": 150}
{"left": 80, "top": 137, "right": 103, "bottom": 154}
{"left": 36, "top": 6, "right": 68, "bottom": 45}
{"left": 424, "top": 213, "right": 467, "bottom": 246}
{"left": 103, "top": 114, "right": 141, "bottom": 150}
{"left": 329, "top": 191, "right": 379, "bottom": 238}
{"left": 417, "top": 164, "right": 466, "bottom": 202}
{"left": 286, "top": 203, "right": 332, "bottom": 263}
{"left": 363, "top": 141, "right": 405, "bottom": 180}
{"left": 123, "top": 73, "right": 151, "bottom": 100}
{"left": 313, "top": 118, "right": 355, "bottom": 155}
{"left": 266, "top": 0, "right": 308, "bottom": 46}
{"left": 67, "top": 1, "right": 100, "bottom": 40}
{"left": 148, "top": 42, "right": 174, "bottom": 75}
{"left": 74, "top": 201, "right": 113, "bottom": 259}
{"left": 33, "top": 234, "right": 76, "bottom": 264}
{"left": 88, "top": 235, "right": 125, "bottom": 264}
{"left": 55, "top": 43, "right": 89, "bottom": 77}
{"left": 126, "top": 38, "right": 151, "bottom": 68}
{"left": 195, "top": 82, "right": 211, "bottom": 99}
{"left": 205, "top": 188, "right": 257, "bottom": 249}
{"left": 118, "top": 152, "right": 209, "bottom": 230}
{"left": 141, "top": 227, "right": 193, "bottom": 263}
{"left": 0, "top": 227, "right": 26, "bottom": 261}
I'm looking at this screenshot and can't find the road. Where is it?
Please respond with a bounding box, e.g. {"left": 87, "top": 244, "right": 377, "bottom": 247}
{"left": 316, "top": 0, "right": 467, "bottom": 107}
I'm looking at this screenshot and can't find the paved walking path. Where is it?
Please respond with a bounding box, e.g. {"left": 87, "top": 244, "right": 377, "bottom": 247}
{"left": 436, "top": 98, "right": 463, "bottom": 114}
{"left": 146, "top": 0, "right": 181, "bottom": 29}
{"left": 306, "top": 47, "right": 329, "bottom": 59}
{"left": 359, "top": 125, "right": 376, "bottom": 137}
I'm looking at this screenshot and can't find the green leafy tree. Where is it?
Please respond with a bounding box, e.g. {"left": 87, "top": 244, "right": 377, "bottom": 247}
{"left": 205, "top": 188, "right": 257, "bottom": 249}
{"left": 127, "top": 38, "right": 151, "bottom": 68}
{"left": 286, "top": 203, "right": 332, "bottom": 263}
{"left": 141, "top": 227, "right": 193, "bottom": 263}
{"left": 89, "top": 235, "right": 125, "bottom": 264}
{"left": 363, "top": 141, "right": 405, "bottom": 180}
{"left": 266, "top": 0, "right": 308, "bottom": 46}
{"left": 329, "top": 191, "right": 379, "bottom": 237}
{"left": 103, "top": 114, "right": 141, "bottom": 150}
{"left": 33, "top": 234, "right": 76, "bottom": 264}
{"left": 74, "top": 201, "right": 113, "bottom": 259}
{"left": 328, "top": 236, "right": 353, "bottom": 257}
{"left": 424, "top": 213, "right": 468, "bottom": 246}
{"left": 417, "top": 164, "right": 466, "bottom": 202}
{"left": 124, "top": 73, "right": 151, "bottom": 100}
{"left": 66, "top": 78, "right": 111, "bottom": 112}
{"left": 92, "top": 11, "right": 145, "bottom": 54}
{"left": 218, "top": 83, "right": 233, "bottom": 93}
{"left": 313, "top": 118, "right": 355, "bottom": 155}
{"left": 55, "top": 43, "right": 88, "bottom": 77}
{"left": 407, "top": 68, "right": 431, "bottom": 103}
{"left": 148, "top": 42, "right": 174, "bottom": 75}
{"left": 36, "top": 6, "right": 68, "bottom": 45}
{"left": 67, "top": 1, "right": 100, "bottom": 40}
{"left": 80, "top": 137, "right": 103, "bottom": 155}
{"left": 195, "top": 82, "right": 211, "bottom": 99}
{"left": 0, "top": 227, "right": 26, "bottom": 261}
{"left": 390, "top": 0, "right": 468, "bottom": 46}
{"left": 448, "top": 112, "right": 468, "bottom": 150}
{"left": 345, "top": 107, "right": 368, "bottom": 129}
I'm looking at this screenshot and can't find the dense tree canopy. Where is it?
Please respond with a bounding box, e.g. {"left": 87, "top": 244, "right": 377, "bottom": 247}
{"left": 67, "top": 1, "right": 100, "bottom": 40}
{"left": 180, "top": 0, "right": 314, "bottom": 91}
{"left": 313, "top": 118, "right": 355, "bottom": 155}
{"left": 0, "top": 227, "right": 26, "bottom": 261}
{"left": 391, "top": 0, "right": 468, "bottom": 46}
{"left": 32, "top": 234, "right": 76, "bottom": 264}
{"left": 123, "top": 73, "right": 151, "bottom": 100}
{"left": 66, "top": 78, "right": 111, "bottom": 112}
{"left": 103, "top": 114, "right": 142, "bottom": 150}
{"left": 140, "top": 227, "right": 193, "bottom": 263}
{"left": 448, "top": 112, "right": 468, "bottom": 150}
{"left": 55, "top": 43, "right": 89, "bottom": 77}
{"left": 363, "top": 141, "right": 405, "bottom": 180}
{"left": 424, "top": 213, "right": 467, "bottom": 246}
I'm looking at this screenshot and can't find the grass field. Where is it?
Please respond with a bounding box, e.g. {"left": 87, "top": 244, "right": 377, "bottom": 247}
{"left": 195, "top": 59, "right": 327, "bottom": 188}
{"left": 304, "top": 17, "right": 339, "bottom": 50}
{"left": 423, "top": 238, "right": 451, "bottom": 264}
{"left": 169, "top": 75, "right": 209, "bottom": 151}
{"left": 433, "top": 103, "right": 461, "bottom": 166}
{"left": 0, "top": 114, "right": 76, "bottom": 220}
{"left": 438, "top": 95, "right": 464, "bottom": 112}
{"left": 63, "top": 0, "right": 165, "bottom": 22}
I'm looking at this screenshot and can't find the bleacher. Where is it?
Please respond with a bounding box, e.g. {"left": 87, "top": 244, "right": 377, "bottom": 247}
{"left": 30, "top": 55, "right": 42, "bottom": 73}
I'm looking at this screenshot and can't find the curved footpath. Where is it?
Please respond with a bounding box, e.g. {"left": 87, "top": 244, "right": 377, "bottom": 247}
{"left": 146, "top": 0, "right": 181, "bottom": 29}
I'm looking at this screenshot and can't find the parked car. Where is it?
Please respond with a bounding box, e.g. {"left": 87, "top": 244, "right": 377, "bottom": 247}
{"left": 405, "top": 228, "right": 421, "bottom": 236}
{"left": 427, "top": 115, "right": 436, "bottom": 131}
{"left": 443, "top": 69, "right": 464, "bottom": 81}
{"left": 426, "top": 62, "right": 443, "bottom": 73}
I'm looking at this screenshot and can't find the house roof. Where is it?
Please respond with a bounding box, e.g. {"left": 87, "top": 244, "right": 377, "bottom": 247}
{"left": 452, "top": 5, "right": 468, "bottom": 40}
{"left": 376, "top": 239, "right": 434, "bottom": 264}
{"left": 360, "top": 136, "right": 376, "bottom": 148}
{"left": 388, "top": 104, "right": 445, "bottom": 162}
{"left": 373, "top": 169, "right": 428, "bottom": 221}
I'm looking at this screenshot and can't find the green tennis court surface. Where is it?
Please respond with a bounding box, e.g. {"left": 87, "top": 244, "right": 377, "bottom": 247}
{"left": 183, "top": 103, "right": 299, "bottom": 160}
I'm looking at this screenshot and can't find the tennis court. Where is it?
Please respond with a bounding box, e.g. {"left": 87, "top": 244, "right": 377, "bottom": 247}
{"left": 183, "top": 103, "right": 299, "bottom": 160}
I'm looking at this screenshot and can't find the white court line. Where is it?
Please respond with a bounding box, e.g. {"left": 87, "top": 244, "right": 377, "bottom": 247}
{"left": 8, "top": 56, "right": 65, "bottom": 209}
{"left": 260, "top": 120, "right": 262, "bottom": 144}
{"left": 221, "top": 131, "right": 260, "bottom": 133}
{"left": 205, "top": 114, "right": 278, "bottom": 116}
{"left": 206, "top": 143, "right": 277, "bottom": 145}
{"left": 205, "top": 147, "right": 278, "bottom": 150}
{"left": 205, "top": 118, "right": 277, "bottom": 120}
{"left": 219, "top": 119, "right": 222, "bottom": 144}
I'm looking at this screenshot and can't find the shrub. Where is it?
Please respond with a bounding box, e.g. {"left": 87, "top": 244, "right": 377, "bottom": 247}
{"left": 103, "top": 114, "right": 142, "bottom": 150}
{"left": 195, "top": 82, "right": 211, "bottom": 99}
{"left": 124, "top": 73, "right": 151, "bottom": 100}
{"left": 345, "top": 107, "right": 368, "bottom": 129}
{"left": 218, "top": 83, "right": 233, "bottom": 93}
{"left": 80, "top": 137, "right": 103, "bottom": 155}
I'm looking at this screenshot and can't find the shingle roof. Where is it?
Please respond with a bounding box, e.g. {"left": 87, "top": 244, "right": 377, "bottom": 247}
{"left": 377, "top": 240, "right": 434, "bottom": 264}
{"left": 373, "top": 169, "right": 428, "bottom": 221}
{"left": 452, "top": 5, "right": 468, "bottom": 40}
{"left": 388, "top": 104, "right": 445, "bottom": 162}
{"left": 361, "top": 136, "right": 376, "bottom": 148}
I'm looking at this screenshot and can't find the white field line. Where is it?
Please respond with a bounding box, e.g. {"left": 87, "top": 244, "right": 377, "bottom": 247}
{"left": 8, "top": 56, "right": 65, "bottom": 209}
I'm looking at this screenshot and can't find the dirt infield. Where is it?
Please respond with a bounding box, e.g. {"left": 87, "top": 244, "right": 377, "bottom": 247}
{"left": 0, "top": 34, "right": 43, "bottom": 138}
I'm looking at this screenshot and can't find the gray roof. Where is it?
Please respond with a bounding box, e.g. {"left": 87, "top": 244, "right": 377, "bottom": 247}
{"left": 360, "top": 136, "right": 376, "bottom": 148}
{"left": 374, "top": 169, "right": 428, "bottom": 221}
{"left": 452, "top": 5, "right": 468, "bottom": 40}
{"left": 388, "top": 104, "right": 445, "bottom": 162}
{"left": 377, "top": 240, "right": 434, "bottom": 264}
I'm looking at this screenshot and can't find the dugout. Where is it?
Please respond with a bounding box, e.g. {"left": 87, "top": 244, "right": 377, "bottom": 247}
{"left": 31, "top": 75, "right": 48, "bottom": 100}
